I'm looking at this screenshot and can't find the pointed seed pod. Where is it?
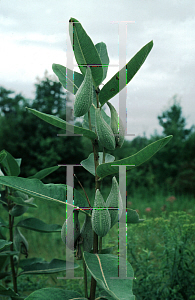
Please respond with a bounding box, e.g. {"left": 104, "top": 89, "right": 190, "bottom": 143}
{"left": 92, "top": 189, "right": 111, "bottom": 237}
{"left": 74, "top": 66, "right": 93, "bottom": 117}
{"left": 14, "top": 227, "right": 28, "bottom": 258}
{"left": 106, "top": 176, "right": 123, "bottom": 228}
{"left": 61, "top": 210, "right": 80, "bottom": 251}
{"left": 107, "top": 101, "right": 125, "bottom": 148}
{"left": 80, "top": 213, "right": 93, "bottom": 252}
{"left": 95, "top": 108, "right": 115, "bottom": 150}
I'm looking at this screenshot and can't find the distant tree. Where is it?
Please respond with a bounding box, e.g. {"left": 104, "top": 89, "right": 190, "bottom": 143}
{"left": 0, "top": 72, "right": 87, "bottom": 185}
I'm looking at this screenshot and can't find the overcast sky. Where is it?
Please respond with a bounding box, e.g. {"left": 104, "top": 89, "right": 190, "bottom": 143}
{"left": 0, "top": 0, "right": 194, "bottom": 140}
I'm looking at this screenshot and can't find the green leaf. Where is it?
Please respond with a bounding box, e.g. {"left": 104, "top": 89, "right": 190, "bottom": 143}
{"left": 0, "top": 176, "right": 90, "bottom": 217}
{"left": 16, "top": 218, "right": 61, "bottom": 233}
{"left": 52, "top": 63, "right": 84, "bottom": 94}
{"left": 0, "top": 284, "right": 19, "bottom": 297}
{"left": 25, "top": 288, "right": 84, "bottom": 300}
{"left": 0, "top": 150, "right": 20, "bottom": 176}
{"left": 97, "top": 135, "right": 173, "bottom": 179}
{"left": 83, "top": 252, "right": 135, "bottom": 300}
{"left": 69, "top": 17, "right": 103, "bottom": 88}
{"left": 18, "top": 258, "right": 79, "bottom": 275}
{"left": 8, "top": 195, "right": 37, "bottom": 208}
{"left": 99, "top": 41, "right": 153, "bottom": 106}
{"left": 95, "top": 42, "right": 109, "bottom": 83}
{"left": 0, "top": 239, "right": 12, "bottom": 251}
{"left": 26, "top": 107, "right": 97, "bottom": 141}
{"left": 81, "top": 152, "right": 115, "bottom": 176}
{"left": 120, "top": 209, "right": 144, "bottom": 224}
{"left": 0, "top": 250, "right": 19, "bottom": 256}
{"left": 28, "top": 166, "right": 61, "bottom": 180}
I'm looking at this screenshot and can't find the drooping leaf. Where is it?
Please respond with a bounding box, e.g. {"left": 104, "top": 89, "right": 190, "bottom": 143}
{"left": 25, "top": 288, "right": 84, "bottom": 300}
{"left": 0, "top": 150, "right": 20, "bottom": 176}
{"left": 16, "top": 218, "right": 61, "bottom": 233}
{"left": 0, "top": 176, "right": 90, "bottom": 217}
{"left": 99, "top": 41, "right": 153, "bottom": 106}
{"left": 18, "top": 259, "right": 79, "bottom": 275}
{"left": 28, "top": 166, "right": 61, "bottom": 180}
{"left": 81, "top": 152, "right": 115, "bottom": 176}
{"left": 95, "top": 42, "right": 109, "bottom": 83}
{"left": 83, "top": 252, "right": 135, "bottom": 300}
{"left": 52, "top": 63, "right": 84, "bottom": 94}
{"left": 97, "top": 135, "right": 173, "bottom": 179}
{"left": 69, "top": 17, "right": 103, "bottom": 88}
{"left": 26, "top": 107, "right": 97, "bottom": 141}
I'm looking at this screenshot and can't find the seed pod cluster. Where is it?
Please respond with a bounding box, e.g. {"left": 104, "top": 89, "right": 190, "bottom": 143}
{"left": 106, "top": 176, "right": 123, "bottom": 228}
{"left": 14, "top": 227, "right": 28, "bottom": 258}
{"left": 95, "top": 108, "right": 115, "bottom": 150}
{"left": 74, "top": 66, "right": 93, "bottom": 117}
{"left": 107, "top": 101, "right": 125, "bottom": 148}
{"left": 91, "top": 189, "right": 111, "bottom": 237}
{"left": 61, "top": 210, "right": 80, "bottom": 251}
{"left": 80, "top": 213, "right": 93, "bottom": 253}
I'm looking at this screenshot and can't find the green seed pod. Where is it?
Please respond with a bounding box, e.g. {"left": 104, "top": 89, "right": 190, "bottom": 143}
{"left": 13, "top": 191, "right": 28, "bottom": 200}
{"left": 80, "top": 213, "right": 93, "bottom": 253}
{"left": 61, "top": 210, "right": 80, "bottom": 251}
{"left": 106, "top": 176, "right": 123, "bottom": 228}
{"left": 95, "top": 108, "right": 115, "bottom": 150}
{"left": 107, "top": 101, "right": 125, "bottom": 148}
{"left": 74, "top": 66, "right": 93, "bottom": 117}
{"left": 14, "top": 227, "right": 28, "bottom": 258}
{"left": 92, "top": 189, "right": 111, "bottom": 237}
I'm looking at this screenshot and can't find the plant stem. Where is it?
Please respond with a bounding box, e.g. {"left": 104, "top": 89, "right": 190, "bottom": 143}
{"left": 81, "top": 244, "right": 88, "bottom": 299}
{"left": 9, "top": 214, "right": 17, "bottom": 293}
{"left": 99, "top": 237, "right": 102, "bottom": 254}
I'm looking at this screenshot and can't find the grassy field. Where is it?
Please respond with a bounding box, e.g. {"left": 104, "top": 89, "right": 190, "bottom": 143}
{"left": 1, "top": 186, "right": 195, "bottom": 299}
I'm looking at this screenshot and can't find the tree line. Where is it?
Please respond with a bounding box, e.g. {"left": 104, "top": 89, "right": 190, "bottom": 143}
{"left": 0, "top": 73, "right": 194, "bottom": 196}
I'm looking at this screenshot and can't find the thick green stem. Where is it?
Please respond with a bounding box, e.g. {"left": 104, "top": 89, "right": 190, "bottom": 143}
{"left": 99, "top": 237, "right": 102, "bottom": 254}
{"left": 9, "top": 214, "right": 17, "bottom": 293}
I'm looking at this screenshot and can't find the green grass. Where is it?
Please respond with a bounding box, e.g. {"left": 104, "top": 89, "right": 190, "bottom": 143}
{"left": 1, "top": 186, "right": 195, "bottom": 298}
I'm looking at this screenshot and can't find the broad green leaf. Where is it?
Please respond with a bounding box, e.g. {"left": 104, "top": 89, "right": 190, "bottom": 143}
{"left": 97, "top": 135, "right": 173, "bottom": 179}
{"left": 26, "top": 107, "right": 97, "bottom": 141}
{"left": 16, "top": 218, "right": 61, "bottom": 233}
{"left": 81, "top": 152, "right": 115, "bottom": 176}
{"left": 28, "top": 166, "right": 60, "bottom": 180}
{"left": 83, "top": 252, "right": 135, "bottom": 300}
{"left": 8, "top": 195, "right": 37, "bottom": 208}
{"left": 52, "top": 63, "right": 84, "bottom": 94}
{"left": 25, "top": 288, "right": 84, "bottom": 300}
{"left": 18, "top": 258, "right": 79, "bottom": 275}
{"left": 0, "top": 176, "right": 90, "bottom": 217}
{"left": 0, "top": 240, "right": 12, "bottom": 251}
{"left": 0, "top": 150, "right": 20, "bottom": 176}
{"left": 69, "top": 17, "right": 103, "bottom": 88}
{"left": 99, "top": 41, "right": 153, "bottom": 106}
{"left": 95, "top": 42, "right": 109, "bottom": 83}
{"left": 19, "top": 258, "right": 44, "bottom": 268}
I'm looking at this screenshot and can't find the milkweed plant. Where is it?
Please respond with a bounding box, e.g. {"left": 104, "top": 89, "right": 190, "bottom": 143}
{"left": 0, "top": 17, "right": 172, "bottom": 300}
